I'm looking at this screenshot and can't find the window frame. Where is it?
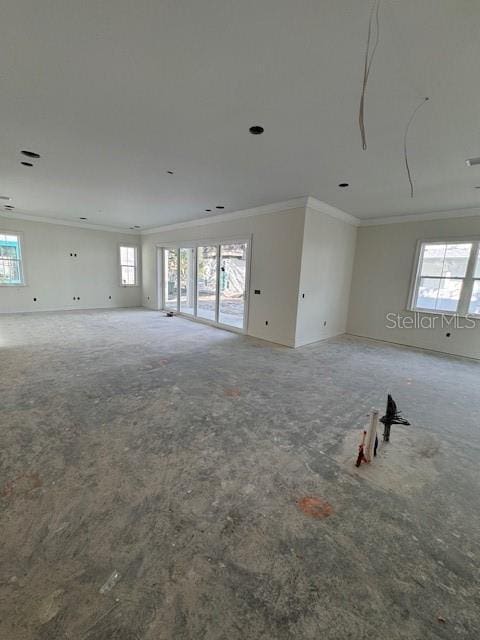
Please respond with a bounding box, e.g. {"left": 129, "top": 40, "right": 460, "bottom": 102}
{"left": 118, "top": 244, "right": 139, "bottom": 287}
{"left": 0, "top": 230, "right": 26, "bottom": 287}
{"left": 408, "top": 238, "right": 480, "bottom": 317}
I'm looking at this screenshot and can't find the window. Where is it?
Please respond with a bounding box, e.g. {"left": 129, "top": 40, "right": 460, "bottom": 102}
{"left": 0, "top": 232, "right": 24, "bottom": 285}
{"left": 411, "top": 240, "right": 480, "bottom": 315}
{"left": 119, "top": 245, "right": 138, "bottom": 286}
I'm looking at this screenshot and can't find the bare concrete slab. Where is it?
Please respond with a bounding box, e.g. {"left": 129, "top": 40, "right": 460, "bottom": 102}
{"left": 0, "top": 309, "right": 479, "bottom": 639}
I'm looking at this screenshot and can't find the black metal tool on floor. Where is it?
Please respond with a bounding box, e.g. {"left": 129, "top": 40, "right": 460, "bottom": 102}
{"left": 356, "top": 430, "right": 368, "bottom": 467}
{"left": 379, "top": 394, "right": 410, "bottom": 442}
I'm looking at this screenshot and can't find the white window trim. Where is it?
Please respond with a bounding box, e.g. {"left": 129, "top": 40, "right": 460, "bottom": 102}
{"left": 118, "top": 244, "right": 140, "bottom": 287}
{"left": 408, "top": 237, "right": 480, "bottom": 318}
{"left": 0, "top": 230, "right": 26, "bottom": 287}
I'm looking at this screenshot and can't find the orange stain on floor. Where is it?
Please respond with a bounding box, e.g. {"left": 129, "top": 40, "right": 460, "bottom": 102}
{"left": 297, "top": 496, "right": 334, "bottom": 519}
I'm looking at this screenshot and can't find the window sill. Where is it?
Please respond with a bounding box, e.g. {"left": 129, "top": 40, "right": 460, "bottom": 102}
{"left": 0, "top": 283, "right": 26, "bottom": 287}
{"left": 407, "top": 308, "right": 480, "bottom": 320}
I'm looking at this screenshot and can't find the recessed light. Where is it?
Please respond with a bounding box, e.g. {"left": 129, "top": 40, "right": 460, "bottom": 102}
{"left": 79, "top": 217, "right": 87, "bottom": 220}
{"left": 166, "top": 170, "right": 174, "bottom": 175}
{"left": 205, "top": 209, "right": 212, "bottom": 212}
{"left": 249, "top": 125, "right": 264, "bottom": 135}
{"left": 338, "top": 182, "right": 350, "bottom": 188}
{"left": 21, "top": 150, "right": 41, "bottom": 159}
{"left": 4, "top": 205, "right": 14, "bottom": 210}
{"left": 466, "top": 157, "right": 480, "bottom": 167}
{"left": 216, "top": 205, "right": 225, "bottom": 209}
{"left": 133, "top": 225, "right": 141, "bottom": 229}
{"left": 0, "top": 196, "right": 11, "bottom": 201}
{"left": 21, "top": 162, "right": 33, "bottom": 167}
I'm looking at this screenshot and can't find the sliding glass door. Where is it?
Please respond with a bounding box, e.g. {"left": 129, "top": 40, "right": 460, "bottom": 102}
{"left": 197, "top": 246, "right": 218, "bottom": 321}
{"left": 164, "top": 249, "right": 178, "bottom": 310}
{"left": 162, "top": 240, "right": 248, "bottom": 332}
{"left": 179, "top": 248, "right": 195, "bottom": 315}
{"left": 218, "top": 243, "right": 247, "bottom": 328}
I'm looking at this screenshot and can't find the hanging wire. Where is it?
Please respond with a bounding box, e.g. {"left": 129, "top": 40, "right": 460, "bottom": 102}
{"left": 404, "top": 97, "right": 430, "bottom": 198}
{"left": 359, "top": 0, "right": 381, "bottom": 150}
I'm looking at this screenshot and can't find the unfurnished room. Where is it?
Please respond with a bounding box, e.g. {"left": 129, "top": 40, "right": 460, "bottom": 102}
{"left": 0, "top": 2, "right": 479, "bottom": 639}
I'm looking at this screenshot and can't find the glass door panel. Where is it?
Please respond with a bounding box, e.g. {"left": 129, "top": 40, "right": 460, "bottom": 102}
{"left": 218, "top": 242, "right": 247, "bottom": 328}
{"left": 179, "top": 247, "right": 195, "bottom": 315}
{"left": 197, "top": 246, "right": 218, "bottom": 321}
{"left": 164, "top": 249, "right": 178, "bottom": 310}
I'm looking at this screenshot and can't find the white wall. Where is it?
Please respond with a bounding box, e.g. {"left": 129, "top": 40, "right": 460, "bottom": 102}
{"left": 0, "top": 217, "right": 142, "bottom": 313}
{"left": 142, "top": 208, "right": 306, "bottom": 347}
{"left": 347, "top": 215, "right": 480, "bottom": 360}
{"left": 295, "top": 207, "right": 357, "bottom": 347}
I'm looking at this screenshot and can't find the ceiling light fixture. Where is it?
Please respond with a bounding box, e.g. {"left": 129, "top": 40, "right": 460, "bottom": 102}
{"left": 166, "top": 170, "right": 174, "bottom": 175}
{"left": 338, "top": 182, "right": 350, "bottom": 188}
{"left": 0, "top": 196, "right": 11, "bottom": 201}
{"left": 249, "top": 125, "right": 264, "bottom": 135}
{"left": 4, "top": 205, "right": 14, "bottom": 210}
{"left": 21, "top": 150, "right": 41, "bottom": 159}
{"left": 466, "top": 157, "right": 480, "bottom": 167}
{"left": 133, "top": 225, "right": 141, "bottom": 229}
{"left": 205, "top": 209, "right": 212, "bottom": 212}
{"left": 21, "top": 161, "right": 33, "bottom": 167}
{"left": 79, "top": 217, "right": 87, "bottom": 220}
{"left": 216, "top": 205, "right": 225, "bottom": 209}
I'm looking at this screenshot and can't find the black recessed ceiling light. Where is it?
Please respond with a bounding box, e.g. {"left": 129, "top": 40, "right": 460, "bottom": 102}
{"left": 338, "top": 182, "right": 350, "bottom": 188}
{"left": 216, "top": 205, "right": 225, "bottom": 209}
{"left": 249, "top": 125, "right": 264, "bottom": 135}
{"left": 205, "top": 209, "right": 212, "bottom": 212}
{"left": 133, "top": 225, "right": 141, "bottom": 228}
{"left": 79, "top": 217, "right": 87, "bottom": 220}
{"left": 21, "top": 150, "right": 41, "bottom": 159}
{"left": 4, "top": 205, "right": 14, "bottom": 210}
{"left": 166, "top": 170, "right": 174, "bottom": 175}
{"left": 21, "top": 161, "right": 33, "bottom": 167}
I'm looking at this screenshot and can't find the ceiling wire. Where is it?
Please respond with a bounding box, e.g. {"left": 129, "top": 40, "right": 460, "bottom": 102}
{"left": 404, "top": 97, "right": 430, "bottom": 198}
{"left": 359, "top": 0, "right": 382, "bottom": 151}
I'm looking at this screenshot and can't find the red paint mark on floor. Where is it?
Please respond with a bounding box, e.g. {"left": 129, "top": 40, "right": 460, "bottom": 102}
{"left": 224, "top": 388, "right": 241, "bottom": 397}
{"left": 297, "top": 496, "right": 334, "bottom": 519}
{"left": 1, "top": 473, "right": 42, "bottom": 499}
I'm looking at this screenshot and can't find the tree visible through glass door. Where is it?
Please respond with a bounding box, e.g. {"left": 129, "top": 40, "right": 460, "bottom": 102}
{"left": 218, "top": 242, "right": 247, "bottom": 328}
{"left": 164, "top": 249, "right": 178, "bottom": 310}
{"left": 197, "top": 246, "right": 217, "bottom": 321}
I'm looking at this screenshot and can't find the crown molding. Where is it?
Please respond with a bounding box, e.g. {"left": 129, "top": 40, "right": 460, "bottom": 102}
{"left": 359, "top": 206, "right": 480, "bottom": 227}
{"left": 306, "top": 196, "right": 360, "bottom": 226}
{"left": 141, "top": 197, "right": 309, "bottom": 235}
{"left": 0, "top": 211, "right": 140, "bottom": 235}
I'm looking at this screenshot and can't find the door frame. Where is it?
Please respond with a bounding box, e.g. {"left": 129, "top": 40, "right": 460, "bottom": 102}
{"left": 157, "top": 235, "right": 252, "bottom": 334}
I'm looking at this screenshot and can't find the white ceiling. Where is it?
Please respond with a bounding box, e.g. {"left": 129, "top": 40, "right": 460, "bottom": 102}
{"left": 1, "top": 0, "right": 480, "bottom": 230}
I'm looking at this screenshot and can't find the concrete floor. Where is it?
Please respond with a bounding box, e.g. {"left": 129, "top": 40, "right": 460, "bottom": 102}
{"left": 0, "top": 308, "right": 479, "bottom": 640}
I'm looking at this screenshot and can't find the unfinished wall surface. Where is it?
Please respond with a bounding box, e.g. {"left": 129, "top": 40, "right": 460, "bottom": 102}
{"left": 142, "top": 207, "right": 306, "bottom": 347}
{"left": 295, "top": 207, "right": 357, "bottom": 347}
{"left": 0, "top": 217, "right": 141, "bottom": 313}
{"left": 347, "top": 214, "right": 480, "bottom": 360}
